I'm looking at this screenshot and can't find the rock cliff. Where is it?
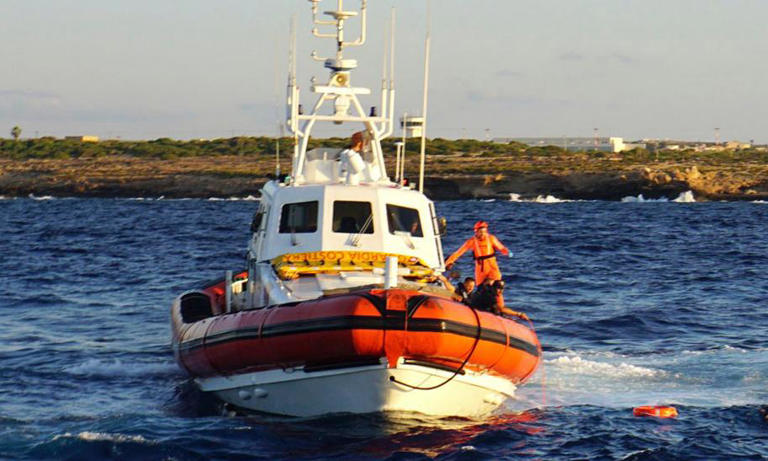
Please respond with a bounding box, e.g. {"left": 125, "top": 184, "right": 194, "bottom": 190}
{"left": 1, "top": 157, "right": 766, "bottom": 201}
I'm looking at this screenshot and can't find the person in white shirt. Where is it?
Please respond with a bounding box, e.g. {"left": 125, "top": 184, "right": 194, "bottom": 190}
{"left": 340, "top": 131, "right": 367, "bottom": 185}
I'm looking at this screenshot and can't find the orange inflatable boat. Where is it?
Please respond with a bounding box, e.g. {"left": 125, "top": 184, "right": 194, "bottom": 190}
{"left": 171, "top": 276, "right": 541, "bottom": 416}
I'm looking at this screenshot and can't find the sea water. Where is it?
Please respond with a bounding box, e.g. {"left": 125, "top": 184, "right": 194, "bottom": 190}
{"left": 0, "top": 196, "right": 766, "bottom": 460}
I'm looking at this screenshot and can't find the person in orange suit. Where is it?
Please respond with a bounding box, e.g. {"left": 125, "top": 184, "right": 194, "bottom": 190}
{"left": 445, "top": 221, "right": 510, "bottom": 308}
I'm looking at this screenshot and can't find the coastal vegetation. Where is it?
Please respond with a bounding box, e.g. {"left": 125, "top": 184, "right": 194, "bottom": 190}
{"left": 2, "top": 135, "right": 767, "bottom": 166}
{"left": 1, "top": 136, "right": 767, "bottom": 200}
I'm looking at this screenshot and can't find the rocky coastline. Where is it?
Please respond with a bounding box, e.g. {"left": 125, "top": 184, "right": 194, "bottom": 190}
{"left": 1, "top": 156, "right": 766, "bottom": 201}
{"left": 423, "top": 167, "right": 768, "bottom": 201}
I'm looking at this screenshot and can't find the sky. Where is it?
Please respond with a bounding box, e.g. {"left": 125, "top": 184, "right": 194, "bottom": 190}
{"left": 1, "top": 0, "right": 767, "bottom": 143}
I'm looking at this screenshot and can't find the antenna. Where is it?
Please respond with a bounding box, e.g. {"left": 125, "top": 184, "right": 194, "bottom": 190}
{"left": 400, "top": 111, "right": 408, "bottom": 184}
{"left": 287, "top": 14, "right": 300, "bottom": 178}
{"left": 390, "top": 8, "right": 396, "bottom": 91}
{"left": 309, "top": 0, "right": 367, "bottom": 71}
{"left": 289, "top": 15, "right": 297, "bottom": 85}
{"left": 418, "top": 0, "right": 432, "bottom": 193}
{"left": 274, "top": 25, "right": 285, "bottom": 179}
{"left": 276, "top": 121, "right": 283, "bottom": 177}
{"left": 379, "top": 8, "right": 390, "bottom": 128}
{"left": 382, "top": 15, "right": 389, "bottom": 84}
{"left": 380, "top": 8, "right": 397, "bottom": 140}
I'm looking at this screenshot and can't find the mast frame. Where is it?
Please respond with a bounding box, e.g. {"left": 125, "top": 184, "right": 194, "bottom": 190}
{"left": 286, "top": 0, "right": 396, "bottom": 185}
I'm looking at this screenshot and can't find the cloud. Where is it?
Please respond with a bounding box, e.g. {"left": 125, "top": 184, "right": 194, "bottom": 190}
{"left": 495, "top": 69, "right": 524, "bottom": 79}
{"left": 559, "top": 51, "right": 585, "bottom": 61}
{"left": 557, "top": 52, "right": 637, "bottom": 65}
{"left": 239, "top": 102, "right": 275, "bottom": 113}
{"left": 609, "top": 53, "right": 635, "bottom": 64}
{"left": 0, "top": 89, "right": 62, "bottom": 115}
{"left": 0, "top": 88, "right": 191, "bottom": 124}
{"left": 462, "top": 88, "right": 571, "bottom": 107}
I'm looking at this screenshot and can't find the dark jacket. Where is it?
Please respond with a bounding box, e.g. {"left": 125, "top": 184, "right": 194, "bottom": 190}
{"left": 468, "top": 284, "right": 500, "bottom": 314}
{"left": 454, "top": 282, "right": 472, "bottom": 305}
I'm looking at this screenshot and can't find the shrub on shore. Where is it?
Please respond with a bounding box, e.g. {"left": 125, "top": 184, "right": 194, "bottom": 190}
{"left": 1, "top": 136, "right": 766, "bottom": 170}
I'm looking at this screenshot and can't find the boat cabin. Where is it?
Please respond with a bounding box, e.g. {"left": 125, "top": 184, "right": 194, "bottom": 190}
{"left": 252, "top": 181, "right": 443, "bottom": 269}
{"left": 242, "top": 177, "right": 445, "bottom": 309}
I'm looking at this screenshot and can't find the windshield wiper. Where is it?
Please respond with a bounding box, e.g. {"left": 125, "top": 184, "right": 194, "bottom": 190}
{"left": 350, "top": 214, "right": 373, "bottom": 247}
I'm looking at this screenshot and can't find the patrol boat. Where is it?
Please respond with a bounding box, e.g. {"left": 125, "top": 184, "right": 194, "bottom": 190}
{"left": 171, "top": 0, "right": 541, "bottom": 417}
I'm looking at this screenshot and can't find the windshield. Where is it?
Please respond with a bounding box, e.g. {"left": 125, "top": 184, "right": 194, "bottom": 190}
{"left": 386, "top": 204, "right": 423, "bottom": 237}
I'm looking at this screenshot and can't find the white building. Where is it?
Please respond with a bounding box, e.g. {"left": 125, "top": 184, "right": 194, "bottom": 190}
{"left": 494, "top": 136, "right": 636, "bottom": 153}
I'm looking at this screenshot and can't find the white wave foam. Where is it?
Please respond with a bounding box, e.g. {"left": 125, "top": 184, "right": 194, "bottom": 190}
{"left": 53, "top": 432, "right": 152, "bottom": 444}
{"left": 621, "top": 194, "right": 664, "bottom": 203}
{"left": 621, "top": 190, "right": 695, "bottom": 203}
{"left": 208, "top": 195, "right": 260, "bottom": 201}
{"left": 534, "top": 194, "right": 567, "bottom": 203}
{"left": 546, "top": 355, "right": 664, "bottom": 378}
{"left": 126, "top": 197, "right": 200, "bottom": 201}
{"left": 28, "top": 193, "right": 55, "bottom": 200}
{"left": 508, "top": 193, "right": 571, "bottom": 203}
{"left": 557, "top": 349, "right": 628, "bottom": 360}
{"left": 682, "top": 344, "right": 765, "bottom": 355}
{"left": 66, "top": 358, "right": 177, "bottom": 377}
{"left": 125, "top": 197, "right": 166, "bottom": 201}
{"left": 672, "top": 190, "right": 696, "bottom": 202}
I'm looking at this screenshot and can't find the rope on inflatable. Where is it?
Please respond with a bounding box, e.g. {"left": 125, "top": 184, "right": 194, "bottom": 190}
{"left": 388, "top": 303, "right": 482, "bottom": 391}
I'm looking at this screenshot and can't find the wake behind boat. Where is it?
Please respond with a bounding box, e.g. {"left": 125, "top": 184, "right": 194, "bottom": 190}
{"left": 170, "top": 0, "right": 540, "bottom": 417}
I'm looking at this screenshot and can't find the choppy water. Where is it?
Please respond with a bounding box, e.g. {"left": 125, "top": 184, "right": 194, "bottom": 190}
{"left": 1, "top": 195, "right": 766, "bottom": 460}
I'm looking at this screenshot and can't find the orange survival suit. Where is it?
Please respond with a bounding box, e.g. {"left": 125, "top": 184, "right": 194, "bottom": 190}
{"left": 444, "top": 221, "right": 510, "bottom": 286}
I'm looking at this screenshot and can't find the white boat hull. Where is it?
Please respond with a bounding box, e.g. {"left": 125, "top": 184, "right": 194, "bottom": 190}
{"left": 196, "top": 362, "right": 517, "bottom": 417}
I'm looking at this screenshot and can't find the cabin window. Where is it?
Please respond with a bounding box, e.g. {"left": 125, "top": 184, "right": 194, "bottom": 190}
{"left": 386, "top": 204, "right": 423, "bottom": 237}
{"left": 250, "top": 211, "right": 264, "bottom": 232}
{"left": 332, "top": 201, "right": 374, "bottom": 234}
{"left": 279, "top": 201, "right": 318, "bottom": 233}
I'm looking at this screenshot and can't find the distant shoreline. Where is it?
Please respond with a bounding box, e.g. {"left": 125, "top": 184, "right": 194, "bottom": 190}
{"left": 1, "top": 137, "right": 767, "bottom": 201}
{"left": 1, "top": 155, "right": 766, "bottom": 201}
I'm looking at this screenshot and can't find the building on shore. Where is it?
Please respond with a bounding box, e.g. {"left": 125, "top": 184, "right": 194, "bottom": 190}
{"left": 494, "top": 136, "right": 642, "bottom": 153}
{"left": 400, "top": 116, "right": 425, "bottom": 138}
{"left": 642, "top": 139, "right": 753, "bottom": 152}
{"left": 496, "top": 136, "right": 758, "bottom": 153}
{"left": 65, "top": 135, "right": 100, "bottom": 143}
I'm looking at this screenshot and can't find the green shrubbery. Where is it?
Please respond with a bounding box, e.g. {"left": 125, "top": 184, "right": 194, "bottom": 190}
{"left": 0, "top": 136, "right": 283, "bottom": 159}
{"left": 1, "top": 135, "right": 765, "bottom": 166}
{"left": 0, "top": 136, "right": 529, "bottom": 159}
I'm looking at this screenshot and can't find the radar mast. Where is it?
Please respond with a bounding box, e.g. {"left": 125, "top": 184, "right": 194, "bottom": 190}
{"left": 286, "top": 0, "right": 396, "bottom": 185}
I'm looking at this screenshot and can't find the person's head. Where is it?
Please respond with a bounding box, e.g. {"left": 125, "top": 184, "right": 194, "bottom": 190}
{"left": 410, "top": 219, "right": 420, "bottom": 233}
{"left": 493, "top": 280, "right": 505, "bottom": 292}
{"left": 473, "top": 220, "right": 488, "bottom": 238}
{"left": 464, "top": 277, "right": 476, "bottom": 292}
{"left": 350, "top": 131, "right": 367, "bottom": 152}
